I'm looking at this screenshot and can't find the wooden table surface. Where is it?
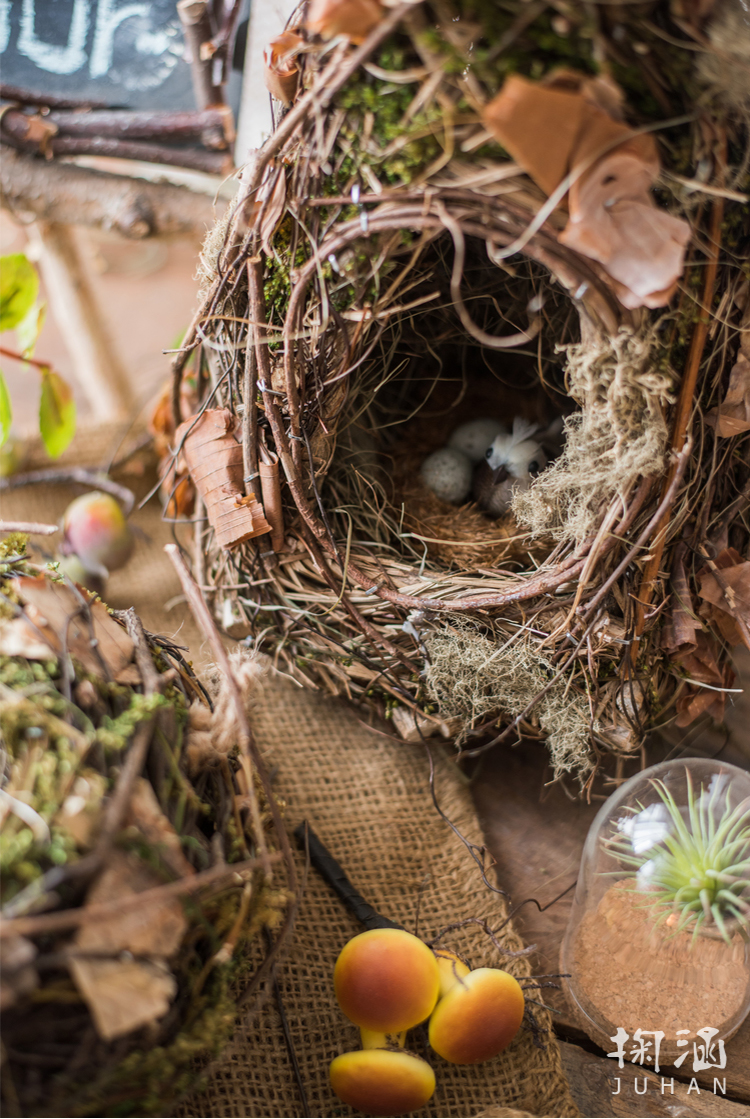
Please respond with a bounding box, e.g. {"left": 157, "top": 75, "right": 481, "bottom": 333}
{"left": 471, "top": 736, "right": 750, "bottom": 1119}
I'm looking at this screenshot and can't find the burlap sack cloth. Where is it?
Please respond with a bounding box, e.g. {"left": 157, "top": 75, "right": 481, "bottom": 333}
{"left": 2, "top": 428, "right": 579, "bottom": 1119}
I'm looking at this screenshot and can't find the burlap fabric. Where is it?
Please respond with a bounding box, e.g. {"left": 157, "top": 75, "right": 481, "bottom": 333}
{"left": 2, "top": 428, "right": 579, "bottom": 1119}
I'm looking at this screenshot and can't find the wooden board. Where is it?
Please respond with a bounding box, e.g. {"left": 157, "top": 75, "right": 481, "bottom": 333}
{"left": 470, "top": 738, "right": 750, "bottom": 1115}
{"left": 559, "top": 1041, "right": 748, "bottom": 1119}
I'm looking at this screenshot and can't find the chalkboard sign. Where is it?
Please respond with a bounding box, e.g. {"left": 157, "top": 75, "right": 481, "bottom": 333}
{"left": 0, "top": 0, "right": 245, "bottom": 112}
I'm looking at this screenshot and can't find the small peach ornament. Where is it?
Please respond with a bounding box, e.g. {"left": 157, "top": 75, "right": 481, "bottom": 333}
{"left": 61, "top": 492, "right": 133, "bottom": 579}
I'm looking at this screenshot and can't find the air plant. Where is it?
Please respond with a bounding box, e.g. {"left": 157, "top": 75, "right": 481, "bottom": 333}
{"left": 603, "top": 768, "right": 750, "bottom": 944}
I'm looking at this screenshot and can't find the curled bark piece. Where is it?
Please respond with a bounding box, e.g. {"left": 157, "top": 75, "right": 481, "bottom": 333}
{"left": 264, "top": 29, "right": 304, "bottom": 105}
{"left": 305, "top": 0, "right": 385, "bottom": 43}
{"left": 176, "top": 409, "right": 271, "bottom": 549}
{"left": 259, "top": 443, "right": 285, "bottom": 552}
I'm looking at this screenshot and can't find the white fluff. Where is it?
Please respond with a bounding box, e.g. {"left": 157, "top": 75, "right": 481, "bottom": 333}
{"left": 448, "top": 418, "right": 507, "bottom": 462}
{"left": 420, "top": 447, "right": 473, "bottom": 504}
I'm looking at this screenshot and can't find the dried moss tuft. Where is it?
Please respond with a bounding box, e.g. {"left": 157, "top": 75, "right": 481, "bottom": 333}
{"left": 424, "top": 618, "right": 593, "bottom": 779}
{"left": 513, "top": 327, "right": 672, "bottom": 542}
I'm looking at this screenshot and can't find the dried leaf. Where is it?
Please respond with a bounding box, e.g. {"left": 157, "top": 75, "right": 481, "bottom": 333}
{"left": 698, "top": 548, "right": 750, "bottom": 650}
{"left": 14, "top": 575, "right": 134, "bottom": 677}
{"left": 176, "top": 409, "right": 271, "bottom": 549}
{"left": 70, "top": 849, "right": 185, "bottom": 1040}
{"left": 305, "top": 0, "right": 384, "bottom": 43}
{"left": 263, "top": 29, "right": 304, "bottom": 105}
{"left": 673, "top": 630, "right": 734, "bottom": 726}
{"left": 662, "top": 545, "right": 701, "bottom": 655}
{"left": 560, "top": 170, "right": 692, "bottom": 308}
{"left": 128, "top": 779, "right": 195, "bottom": 879}
{"left": 482, "top": 72, "right": 690, "bottom": 310}
{"left": 705, "top": 353, "right": 750, "bottom": 436}
{"left": 69, "top": 957, "right": 177, "bottom": 1042}
{"left": 0, "top": 615, "right": 55, "bottom": 659}
{"left": 482, "top": 75, "right": 586, "bottom": 197}
{"left": 55, "top": 771, "right": 107, "bottom": 848}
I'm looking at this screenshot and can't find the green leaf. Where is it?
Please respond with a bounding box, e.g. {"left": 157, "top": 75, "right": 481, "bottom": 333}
{"left": 16, "top": 301, "right": 46, "bottom": 358}
{"left": 0, "top": 254, "right": 40, "bottom": 332}
{"left": 39, "top": 370, "right": 76, "bottom": 458}
{"left": 0, "top": 370, "right": 11, "bottom": 447}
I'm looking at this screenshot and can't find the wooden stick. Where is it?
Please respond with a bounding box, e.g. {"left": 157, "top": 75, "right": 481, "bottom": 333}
{"left": 0, "top": 467, "right": 135, "bottom": 515}
{"left": 2, "top": 133, "right": 232, "bottom": 175}
{"left": 165, "top": 544, "right": 298, "bottom": 890}
{"left": 242, "top": 262, "right": 261, "bottom": 503}
{"left": 0, "top": 146, "right": 224, "bottom": 239}
{"left": 631, "top": 190, "right": 725, "bottom": 658}
{"left": 177, "top": 0, "right": 227, "bottom": 123}
{"left": 44, "top": 108, "right": 231, "bottom": 144}
{"left": 0, "top": 83, "right": 109, "bottom": 109}
{"left": 0, "top": 854, "right": 280, "bottom": 939}
{"left": 0, "top": 520, "right": 57, "bottom": 536}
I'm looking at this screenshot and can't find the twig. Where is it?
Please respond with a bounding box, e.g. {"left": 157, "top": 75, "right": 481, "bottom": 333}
{"left": 0, "top": 854, "right": 281, "bottom": 939}
{"left": 267, "top": 933, "right": 311, "bottom": 1119}
{"left": 165, "top": 543, "right": 272, "bottom": 878}
{"left": 2, "top": 133, "right": 232, "bottom": 175}
{"left": 631, "top": 181, "right": 726, "bottom": 655}
{"left": 165, "top": 544, "right": 299, "bottom": 898}
{"left": 580, "top": 438, "right": 693, "bottom": 621}
{"left": 0, "top": 84, "right": 110, "bottom": 109}
{"left": 0, "top": 520, "right": 57, "bottom": 535}
{"left": 115, "top": 608, "right": 162, "bottom": 695}
{"left": 0, "top": 467, "right": 135, "bottom": 515}
{"left": 177, "top": 0, "right": 227, "bottom": 126}
{"left": 423, "top": 742, "right": 509, "bottom": 897}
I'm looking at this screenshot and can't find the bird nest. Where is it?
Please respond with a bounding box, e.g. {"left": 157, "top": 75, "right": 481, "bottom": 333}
{"left": 168, "top": 0, "right": 750, "bottom": 788}
{"left": 0, "top": 546, "right": 295, "bottom": 1117}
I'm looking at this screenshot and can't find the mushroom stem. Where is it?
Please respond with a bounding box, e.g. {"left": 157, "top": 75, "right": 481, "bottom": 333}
{"left": 360, "top": 1027, "right": 406, "bottom": 1050}
{"left": 435, "top": 950, "right": 471, "bottom": 997}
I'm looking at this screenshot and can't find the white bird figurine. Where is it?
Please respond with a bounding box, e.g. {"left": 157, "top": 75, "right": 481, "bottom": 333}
{"left": 473, "top": 417, "right": 547, "bottom": 517}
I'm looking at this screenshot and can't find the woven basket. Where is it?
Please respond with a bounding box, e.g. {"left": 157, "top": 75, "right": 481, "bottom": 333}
{"left": 169, "top": 0, "right": 750, "bottom": 786}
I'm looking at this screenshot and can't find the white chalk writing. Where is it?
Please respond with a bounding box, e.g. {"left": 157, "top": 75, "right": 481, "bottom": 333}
{"left": 4, "top": 0, "right": 185, "bottom": 91}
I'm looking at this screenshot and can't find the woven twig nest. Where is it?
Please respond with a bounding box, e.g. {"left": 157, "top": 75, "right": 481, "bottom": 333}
{"left": 169, "top": 0, "right": 750, "bottom": 785}
{"left": 0, "top": 541, "right": 294, "bottom": 1117}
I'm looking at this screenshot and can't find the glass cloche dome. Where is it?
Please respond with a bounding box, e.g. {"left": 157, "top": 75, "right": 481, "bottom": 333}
{"left": 561, "top": 758, "right": 750, "bottom": 1064}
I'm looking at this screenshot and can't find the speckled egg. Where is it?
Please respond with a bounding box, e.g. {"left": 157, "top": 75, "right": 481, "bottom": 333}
{"left": 420, "top": 447, "right": 473, "bottom": 504}
{"left": 448, "top": 419, "right": 507, "bottom": 462}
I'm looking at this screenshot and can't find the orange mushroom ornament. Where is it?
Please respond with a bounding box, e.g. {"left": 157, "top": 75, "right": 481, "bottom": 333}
{"left": 330, "top": 928, "right": 441, "bottom": 1114}
{"left": 333, "top": 927, "right": 441, "bottom": 1032}
{"left": 330, "top": 1040, "right": 436, "bottom": 1117}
